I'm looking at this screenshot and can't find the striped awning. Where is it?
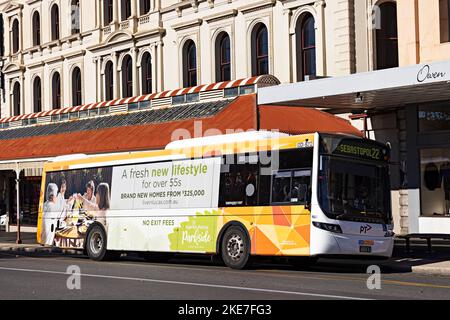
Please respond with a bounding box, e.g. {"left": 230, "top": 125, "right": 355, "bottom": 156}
{"left": 0, "top": 75, "right": 280, "bottom": 124}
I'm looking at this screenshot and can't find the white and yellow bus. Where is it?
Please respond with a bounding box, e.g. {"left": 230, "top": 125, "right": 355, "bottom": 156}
{"left": 37, "top": 132, "right": 394, "bottom": 269}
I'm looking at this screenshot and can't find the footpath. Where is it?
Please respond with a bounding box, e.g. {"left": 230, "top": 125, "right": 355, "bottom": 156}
{"left": 1, "top": 230, "right": 450, "bottom": 275}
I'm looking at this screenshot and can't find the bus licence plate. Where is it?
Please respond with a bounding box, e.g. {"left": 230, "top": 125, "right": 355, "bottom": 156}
{"left": 360, "top": 246, "right": 372, "bottom": 253}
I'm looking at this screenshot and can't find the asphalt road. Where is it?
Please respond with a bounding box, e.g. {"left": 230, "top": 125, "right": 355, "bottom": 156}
{"left": 1, "top": 252, "right": 450, "bottom": 300}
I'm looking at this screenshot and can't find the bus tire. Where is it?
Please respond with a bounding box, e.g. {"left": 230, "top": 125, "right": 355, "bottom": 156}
{"left": 85, "top": 224, "right": 120, "bottom": 261}
{"left": 221, "top": 226, "right": 251, "bottom": 270}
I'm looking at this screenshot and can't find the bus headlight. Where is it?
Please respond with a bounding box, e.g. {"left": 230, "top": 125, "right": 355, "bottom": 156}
{"left": 313, "top": 222, "right": 343, "bottom": 234}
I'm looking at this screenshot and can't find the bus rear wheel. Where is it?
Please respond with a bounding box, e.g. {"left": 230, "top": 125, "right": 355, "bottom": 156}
{"left": 85, "top": 224, "right": 120, "bottom": 261}
{"left": 221, "top": 226, "right": 251, "bottom": 270}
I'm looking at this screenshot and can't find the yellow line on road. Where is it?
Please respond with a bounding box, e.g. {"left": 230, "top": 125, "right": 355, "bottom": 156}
{"left": 257, "top": 270, "right": 450, "bottom": 290}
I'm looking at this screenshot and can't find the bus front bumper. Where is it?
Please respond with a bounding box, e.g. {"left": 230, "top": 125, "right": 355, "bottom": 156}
{"left": 311, "top": 229, "right": 394, "bottom": 258}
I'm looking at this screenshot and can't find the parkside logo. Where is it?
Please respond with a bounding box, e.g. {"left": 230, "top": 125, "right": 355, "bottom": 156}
{"left": 417, "top": 65, "right": 447, "bottom": 83}
{"left": 181, "top": 225, "right": 212, "bottom": 245}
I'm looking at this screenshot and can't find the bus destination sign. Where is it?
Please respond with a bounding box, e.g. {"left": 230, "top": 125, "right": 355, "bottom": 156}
{"left": 333, "top": 140, "right": 389, "bottom": 161}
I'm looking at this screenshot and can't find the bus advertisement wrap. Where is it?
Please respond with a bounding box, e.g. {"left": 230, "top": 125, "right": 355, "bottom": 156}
{"left": 40, "top": 158, "right": 221, "bottom": 252}
{"left": 107, "top": 157, "right": 221, "bottom": 252}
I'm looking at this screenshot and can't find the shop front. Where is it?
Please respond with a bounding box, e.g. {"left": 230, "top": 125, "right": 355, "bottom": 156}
{"left": 0, "top": 160, "right": 46, "bottom": 228}
{"left": 258, "top": 60, "right": 450, "bottom": 235}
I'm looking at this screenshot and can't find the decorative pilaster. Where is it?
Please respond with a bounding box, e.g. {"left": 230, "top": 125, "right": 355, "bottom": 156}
{"left": 156, "top": 41, "right": 163, "bottom": 92}
{"left": 112, "top": 52, "right": 119, "bottom": 99}
{"left": 151, "top": 44, "right": 157, "bottom": 93}
{"left": 131, "top": 48, "right": 139, "bottom": 96}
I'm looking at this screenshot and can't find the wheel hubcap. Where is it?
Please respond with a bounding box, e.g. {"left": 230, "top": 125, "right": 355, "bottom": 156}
{"left": 90, "top": 231, "right": 103, "bottom": 255}
{"left": 227, "top": 234, "right": 245, "bottom": 261}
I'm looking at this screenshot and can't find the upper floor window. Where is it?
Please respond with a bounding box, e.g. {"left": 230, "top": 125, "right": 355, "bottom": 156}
{"left": 12, "top": 19, "right": 19, "bottom": 54}
{"left": 440, "top": 0, "right": 450, "bottom": 43}
{"left": 183, "top": 40, "right": 197, "bottom": 87}
{"left": 104, "top": 0, "right": 114, "bottom": 25}
{"left": 121, "top": 0, "right": 132, "bottom": 21}
{"left": 72, "top": 67, "right": 82, "bottom": 106}
{"left": 105, "top": 61, "right": 114, "bottom": 100}
{"left": 32, "top": 12, "right": 41, "bottom": 46}
{"left": 215, "top": 32, "right": 231, "bottom": 82}
{"left": 71, "top": 0, "right": 80, "bottom": 34}
{"left": 0, "top": 15, "right": 4, "bottom": 57}
{"left": 251, "top": 23, "right": 269, "bottom": 76}
{"left": 122, "top": 55, "right": 133, "bottom": 98}
{"left": 141, "top": 52, "right": 152, "bottom": 94}
{"left": 296, "top": 14, "right": 316, "bottom": 81}
{"left": 52, "top": 72, "right": 61, "bottom": 109}
{"left": 51, "top": 4, "right": 60, "bottom": 41}
{"left": 375, "top": 2, "right": 398, "bottom": 70}
{"left": 140, "top": 0, "right": 151, "bottom": 15}
{"left": 13, "top": 82, "right": 20, "bottom": 116}
{"left": 33, "top": 77, "right": 42, "bottom": 113}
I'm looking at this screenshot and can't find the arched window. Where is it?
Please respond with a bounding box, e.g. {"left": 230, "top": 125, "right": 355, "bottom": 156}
{"left": 251, "top": 23, "right": 269, "bottom": 76}
{"left": 71, "top": 0, "right": 80, "bottom": 34}
{"left": 375, "top": 2, "right": 398, "bottom": 70}
{"left": 33, "top": 77, "right": 42, "bottom": 113}
{"left": 12, "top": 19, "right": 19, "bottom": 54}
{"left": 105, "top": 61, "right": 114, "bottom": 100}
{"left": 183, "top": 40, "right": 197, "bottom": 87}
{"left": 13, "top": 82, "right": 20, "bottom": 116}
{"left": 32, "top": 12, "right": 41, "bottom": 46}
{"left": 51, "top": 4, "right": 60, "bottom": 41}
{"left": 121, "top": 0, "right": 132, "bottom": 21}
{"left": 121, "top": 55, "right": 133, "bottom": 98}
{"left": 52, "top": 72, "right": 61, "bottom": 109}
{"left": 215, "top": 32, "right": 231, "bottom": 82}
{"left": 72, "top": 67, "right": 82, "bottom": 106}
{"left": 104, "top": 0, "right": 113, "bottom": 25}
{"left": 140, "top": 0, "right": 151, "bottom": 15}
{"left": 296, "top": 14, "right": 316, "bottom": 81}
{"left": 141, "top": 52, "right": 152, "bottom": 94}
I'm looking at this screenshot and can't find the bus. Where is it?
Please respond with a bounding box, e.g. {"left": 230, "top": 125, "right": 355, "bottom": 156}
{"left": 37, "top": 132, "right": 394, "bottom": 269}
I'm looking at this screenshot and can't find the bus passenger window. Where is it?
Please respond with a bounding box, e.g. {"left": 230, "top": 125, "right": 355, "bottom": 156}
{"left": 271, "top": 170, "right": 311, "bottom": 205}
{"left": 291, "top": 170, "right": 311, "bottom": 203}
{"left": 219, "top": 158, "right": 259, "bottom": 207}
{"left": 272, "top": 172, "right": 292, "bottom": 203}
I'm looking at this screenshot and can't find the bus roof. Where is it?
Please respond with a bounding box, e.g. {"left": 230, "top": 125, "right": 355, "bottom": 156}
{"left": 42, "top": 132, "right": 352, "bottom": 172}
{"left": 165, "top": 131, "right": 290, "bottom": 150}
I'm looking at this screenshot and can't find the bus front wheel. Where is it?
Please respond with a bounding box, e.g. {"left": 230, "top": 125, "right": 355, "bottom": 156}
{"left": 221, "top": 226, "right": 251, "bottom": 270}
{"left": 85, "top": 224, "right": 120, "bottom": 261}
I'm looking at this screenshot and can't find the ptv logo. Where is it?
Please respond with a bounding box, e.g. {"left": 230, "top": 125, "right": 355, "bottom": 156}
{"left": 360, "top": 225, "right": 373, "bottom": 234}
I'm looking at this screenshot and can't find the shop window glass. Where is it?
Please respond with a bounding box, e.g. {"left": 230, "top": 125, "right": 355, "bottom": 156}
{"left": 418, "top": 102, "right": 450, "bottom": 132}
{"left": 440, "top": 0, "right": 450, "bottom": 43}
{"left": 420, "top": 148, "right": 450, "bottom": 216}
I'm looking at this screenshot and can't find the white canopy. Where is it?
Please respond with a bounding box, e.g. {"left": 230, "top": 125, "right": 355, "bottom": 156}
{"left": 258, "top": 60, "right": 450, "bottom": 111}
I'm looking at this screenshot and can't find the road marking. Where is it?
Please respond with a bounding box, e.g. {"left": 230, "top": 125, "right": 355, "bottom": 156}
{"left": 0, "top": 266, "right": 370, "bottom": 300}
{"left": 3, "top": 254, "right": 450, "bottom": 290}
{"left": 257, "top": 269, "right": 450, "bottom": 290}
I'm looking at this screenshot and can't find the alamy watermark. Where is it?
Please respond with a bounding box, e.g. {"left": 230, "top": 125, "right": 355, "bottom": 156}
{"left": 66, "top": 265, "right": 82, "bottom": 290}
{"left": 170, "top": 121, "right": 282, "bottom": 176}
{"left": 370, "top": 5, "right": 382, "bottom": 30}
{"left": 366, "top": 265, "right": 382, "bottom": 290}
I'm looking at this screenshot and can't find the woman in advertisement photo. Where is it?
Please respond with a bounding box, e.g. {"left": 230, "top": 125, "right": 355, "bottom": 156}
{"left": 40, "top": 168, "right": 113, "bottom": 249}
{"left": 77, "top": 182, "right": 111, "bottom": 228}
{"left": 42, "top": 183, "right": 61, "bottom": 246}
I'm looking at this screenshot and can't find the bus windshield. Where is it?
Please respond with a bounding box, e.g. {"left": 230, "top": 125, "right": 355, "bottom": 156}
{"left": 318, "top": 155, "right": 391, "bottom": 224}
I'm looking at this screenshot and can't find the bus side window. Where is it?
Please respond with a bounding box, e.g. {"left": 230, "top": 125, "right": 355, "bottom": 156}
{"left": 271, "top": 170, "right": 311, "bottom": 205}
{"left": 219, "top": 155, "right": 259, "bottom": 207}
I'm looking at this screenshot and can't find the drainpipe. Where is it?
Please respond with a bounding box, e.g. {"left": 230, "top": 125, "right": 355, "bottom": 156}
{"left": 15, "top": 163, "right": 21, "bottom": 244}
